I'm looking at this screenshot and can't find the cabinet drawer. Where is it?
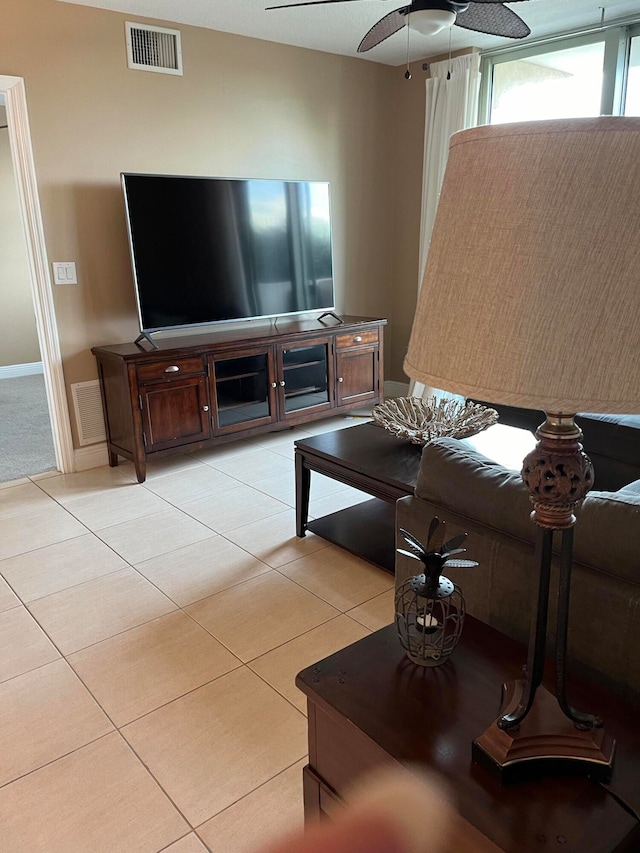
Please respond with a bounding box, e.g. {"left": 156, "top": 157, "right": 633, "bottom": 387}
{"left": 136, "top": 357, "right": 205, "bottom": 383}
{"left": 335, "top": 330, "right": 378, "bottom": 349}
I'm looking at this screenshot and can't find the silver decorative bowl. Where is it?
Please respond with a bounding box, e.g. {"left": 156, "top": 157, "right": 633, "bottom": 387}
{"left": 372, "top": 397, "right": 498, "bottom": 445}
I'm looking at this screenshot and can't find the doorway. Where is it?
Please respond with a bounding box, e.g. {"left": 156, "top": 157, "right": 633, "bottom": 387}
{"left": 0, "top": 99, "right": 55, "bottom": 480}
{"left": 0, "top": 76, "right": 73, "bottom": 481}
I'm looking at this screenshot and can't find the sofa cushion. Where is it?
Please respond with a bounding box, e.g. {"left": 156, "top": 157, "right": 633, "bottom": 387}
{"left": 473, "top": 402, "right": 640, "bottom": 491}
{"left": 615, "top": 479, "right": 640, "bottom": 497}
{"left": 415, "top": 438, "right": 534, "bottom": 544}
{"left": 416, "top": 438, "right": 640, "bottom": 587}
{"left": 581, "top": 412, "right": 640, "bottom": 428}
{"left": 574, "top": 487, "right": 640, "bottom": 582}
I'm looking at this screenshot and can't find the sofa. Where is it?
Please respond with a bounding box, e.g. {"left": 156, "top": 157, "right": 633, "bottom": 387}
{"left": 475, "top": 402, "right": 640, "bottom": 492}
{"left": 395, "top": 434, "right": 640, "bottom": 699}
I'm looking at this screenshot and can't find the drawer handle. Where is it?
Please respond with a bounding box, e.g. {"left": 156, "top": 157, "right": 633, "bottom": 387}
{"left": 164, "top": 365, "right": 180, "bottom": 373}
{"left": 354, "top": 336, "right": 362, "bottom": 343}
{"left": 338, "top": 377, "right": 344, "bottom": 383}
{"left": 202, "top": 405, "right": 209, "bottom": 412}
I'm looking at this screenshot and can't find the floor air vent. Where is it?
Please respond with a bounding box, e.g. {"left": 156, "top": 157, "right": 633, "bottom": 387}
{"left": 125, "top": 22, "right": 183, "bottom": 75}
{"left": 71, "top": 380, "right": 106, "bottom": 446}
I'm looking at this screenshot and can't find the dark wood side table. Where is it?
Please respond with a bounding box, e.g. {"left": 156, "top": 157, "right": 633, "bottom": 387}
{"left": 296, "top": 619, "right": 640, "bottom": 852}
{"left": 295, "top": 422, "right": 423, "bottom": 571}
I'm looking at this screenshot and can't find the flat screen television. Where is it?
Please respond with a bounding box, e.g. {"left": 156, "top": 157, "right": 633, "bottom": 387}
{"left": 122, "top": 173, "right": 335, "bottom": 334}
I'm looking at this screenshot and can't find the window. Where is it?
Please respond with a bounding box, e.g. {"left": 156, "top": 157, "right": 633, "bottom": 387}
{"left": 480, "top": 22, "right": 640, "bottom": 125}
{"left": 491, "top": 42, "right": 605, "bottom": 123}
{"left": 624, "top": 35, "right": 640, "bottom": 115}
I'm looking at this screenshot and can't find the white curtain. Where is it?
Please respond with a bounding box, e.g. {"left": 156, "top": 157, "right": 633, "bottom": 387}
{"left": 411, "top": 52, "right": 481, "bottom": 401}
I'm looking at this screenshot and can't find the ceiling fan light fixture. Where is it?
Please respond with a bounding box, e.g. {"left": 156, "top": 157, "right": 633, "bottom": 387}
{"left": 409, "top": 9, "right": 457, "bottom": 37}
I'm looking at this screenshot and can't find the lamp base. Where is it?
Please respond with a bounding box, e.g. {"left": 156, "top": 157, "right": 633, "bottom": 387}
{"left": 472, "top": 681, "right": 615, "bottom": 784}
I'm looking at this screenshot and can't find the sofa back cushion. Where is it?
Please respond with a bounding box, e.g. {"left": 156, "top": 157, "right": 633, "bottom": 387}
{"left": 575, "top": 488, "right": 640, "bottom": 582}
{"left": 416, "top": 438, "right": 534, "bottom": 542}
{"left": 473, "top": 403, "right": 640, "bottom": 491}
{"left": 416, "top": 438, "right": 640, "bottom": 585}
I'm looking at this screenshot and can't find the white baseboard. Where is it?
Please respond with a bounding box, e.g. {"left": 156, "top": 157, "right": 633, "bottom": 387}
{"left": 384, "top": 380, "right": 409, "bottom": 398}
{"left": 0, "top": 361, "right": 44, "bottom": 379}
{"left": 73, "top": 443, "right": 109, "bottom": 472}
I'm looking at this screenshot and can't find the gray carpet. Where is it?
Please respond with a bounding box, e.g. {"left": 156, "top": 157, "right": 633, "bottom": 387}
{"left": 0, "top": 374, "right": 57, "bottom": 482}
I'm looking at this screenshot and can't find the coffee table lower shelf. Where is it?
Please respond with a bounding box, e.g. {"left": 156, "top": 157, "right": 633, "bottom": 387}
{"left": 306, "top": 498, "right": 396, "bottom": 573}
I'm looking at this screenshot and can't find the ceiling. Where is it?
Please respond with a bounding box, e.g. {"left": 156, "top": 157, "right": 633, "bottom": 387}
{"left": 57, "top": 1, "right": 640, "bottom": 66}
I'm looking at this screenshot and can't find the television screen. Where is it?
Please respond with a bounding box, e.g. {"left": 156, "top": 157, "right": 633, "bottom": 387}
{"left": 122, "top": 173, "right": 335, "bottom": 332}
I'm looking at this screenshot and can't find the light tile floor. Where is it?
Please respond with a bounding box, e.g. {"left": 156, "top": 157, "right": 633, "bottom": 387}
{"left": 0, "top": 416, "right": 395, "bottom": 852}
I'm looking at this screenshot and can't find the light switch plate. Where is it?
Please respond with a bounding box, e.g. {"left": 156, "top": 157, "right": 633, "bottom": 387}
{"left": 52, "top": 262, "right": 77, "bottom": 284}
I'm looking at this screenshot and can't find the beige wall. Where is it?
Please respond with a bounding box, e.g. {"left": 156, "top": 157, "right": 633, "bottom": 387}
{"left": 384, "top": 59, "right": 428, "bottom": 383}
{"left": 0, "top": 107, "right": 41, "bottom": 367}
{"left": 384, "top": 49, "right": 480, "bottom": 382}
{"left": 1, "top": 0, "right": 426, "bottom": 445}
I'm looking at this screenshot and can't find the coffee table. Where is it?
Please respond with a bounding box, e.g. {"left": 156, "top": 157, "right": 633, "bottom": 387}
{"left": 297, "top": 618, "right": 640, "bottom": 851}
{"left": 295, "top": 421, "right": 537, "bottom": 572}
{"left": 294, "top": 422, "right": 423, "bottom": 572}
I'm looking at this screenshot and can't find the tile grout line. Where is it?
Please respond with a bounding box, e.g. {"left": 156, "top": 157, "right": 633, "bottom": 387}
{"left": 2, "top": 468, "right": 390, "bottom": 662}
{"left": 155, "top": 830, "right": 212, "bottom": 853}
{"left": 0, "top": 429, "right": 384, "bottom": 846}
{"left": 111, "top": 728, "right": 198, "bottom": 834}
{"left": 191, "top": 753, "right": 309, "bottom": 836}
{"left": 0, "top": 729, "right": 117, "bottom": 794}
{"left": 115, "top": 683, "right": 308, "bottom": 836}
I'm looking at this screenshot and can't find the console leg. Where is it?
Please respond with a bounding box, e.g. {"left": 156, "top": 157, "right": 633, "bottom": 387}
{"left": 134, "top": 456, "right": 146, "bottom": 484}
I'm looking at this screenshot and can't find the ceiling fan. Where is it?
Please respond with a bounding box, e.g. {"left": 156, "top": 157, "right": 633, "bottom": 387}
{"left": 266, "top": 1, "right": 532, "bottom": 53}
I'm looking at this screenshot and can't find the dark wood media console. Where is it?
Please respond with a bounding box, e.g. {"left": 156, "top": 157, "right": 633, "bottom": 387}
{"left": 92, "top": 315, "right": 386, "bottom": 483}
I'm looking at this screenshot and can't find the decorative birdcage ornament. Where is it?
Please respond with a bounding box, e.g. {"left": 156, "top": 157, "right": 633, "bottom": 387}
{"left": 395, "top": 517, "right": 477, "bottom": 667}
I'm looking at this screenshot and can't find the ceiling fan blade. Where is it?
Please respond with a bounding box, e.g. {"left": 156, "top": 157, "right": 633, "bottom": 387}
{"left": 456, "top": 2, "right": 530, "bottom": 38}
{"left": 358, "top": 7, "right": 408, "bottom": 53}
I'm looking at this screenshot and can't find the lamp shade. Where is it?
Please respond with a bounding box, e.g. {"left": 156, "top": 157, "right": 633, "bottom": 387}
{"left": 404, "top": 118, "right": 640, "bottom": 413}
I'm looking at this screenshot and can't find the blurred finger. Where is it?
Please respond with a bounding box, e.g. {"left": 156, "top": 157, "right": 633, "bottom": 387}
{"left": 259, "top": 766, "right": 454, "bottom": 853}
{"left": 264, "top": 812, "right": 408, "bottom": 853}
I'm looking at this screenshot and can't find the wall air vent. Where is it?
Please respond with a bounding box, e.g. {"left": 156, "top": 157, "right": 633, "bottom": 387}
{"left": 71, "top": 380, "right": 106, "bottom": 446}
{"left": 125, "top": 22, "right": 183, "bottom": 76}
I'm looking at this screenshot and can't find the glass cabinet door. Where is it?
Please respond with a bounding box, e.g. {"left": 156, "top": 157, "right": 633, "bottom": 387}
{"left": 280, "top": 342, "right": 331, "bottom": 416}
{"left": 211, "top": 351, "right": 275, "bottom": 432}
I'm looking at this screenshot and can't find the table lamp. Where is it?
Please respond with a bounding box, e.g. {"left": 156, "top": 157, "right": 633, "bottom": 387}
{"left": 403, "top": 117, "right": 640, "bottom": 782}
